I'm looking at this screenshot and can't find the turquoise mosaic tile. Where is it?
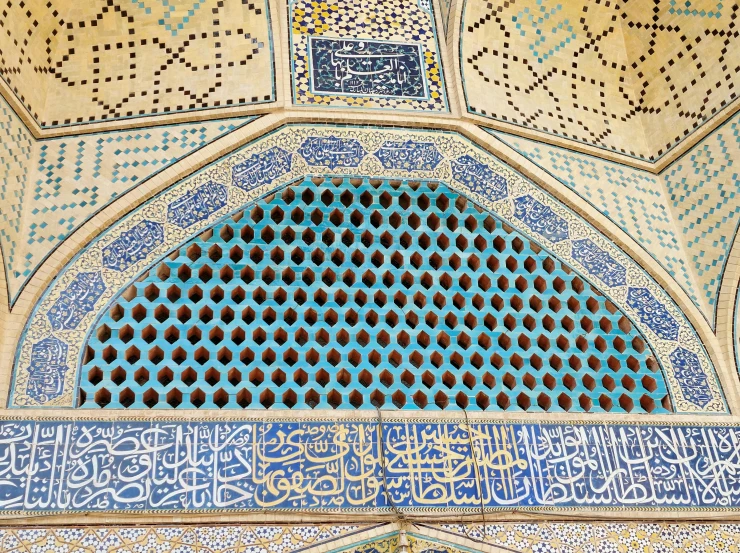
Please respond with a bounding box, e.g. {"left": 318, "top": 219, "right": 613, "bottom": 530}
{"left": 663, "top": 112, "right": 740, "bottom": 318}
{"left": 490, "top": 130, "right": 706, "bottom": 316}
{"left": 9, "top": 116, "right": 256, "bottom": 303}
{"left": 80, "top": 177, "right": 669, "bottom": 413}
{"left": 0, "top": 98, "right": 34, "bottom": 297}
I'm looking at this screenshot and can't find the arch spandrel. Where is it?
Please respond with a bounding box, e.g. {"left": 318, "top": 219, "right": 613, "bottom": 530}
{"left": 9, "top": 125, "right": 726, "bottom": 414}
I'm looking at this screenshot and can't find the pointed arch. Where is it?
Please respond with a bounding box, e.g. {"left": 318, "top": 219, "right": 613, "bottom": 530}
{"left": 7, "top": 124, "right": 728, "bottom": 413}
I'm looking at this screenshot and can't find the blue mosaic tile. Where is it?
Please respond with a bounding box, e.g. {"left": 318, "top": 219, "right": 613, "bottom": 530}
{"left": 0, "top": 420, "right": 738, "bottom": 511}
{"left": 309, "top": 38, "right": 428, "bottom": 99}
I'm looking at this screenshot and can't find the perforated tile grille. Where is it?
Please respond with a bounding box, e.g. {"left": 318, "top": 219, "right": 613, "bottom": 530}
{"left": 79, "top": 177, "right": 671, "bottom": 412}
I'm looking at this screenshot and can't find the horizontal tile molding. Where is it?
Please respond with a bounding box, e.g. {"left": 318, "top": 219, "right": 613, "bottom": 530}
{"left": 0, "top": 420, "right": 739, "bottom": 512}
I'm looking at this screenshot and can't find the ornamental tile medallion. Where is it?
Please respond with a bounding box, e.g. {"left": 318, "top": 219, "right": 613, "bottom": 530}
{"left": 290, "top": 0, "right": 448, "bottom": 111}
{"left": 10, "top": 125, "right": 725, "bottom": 414}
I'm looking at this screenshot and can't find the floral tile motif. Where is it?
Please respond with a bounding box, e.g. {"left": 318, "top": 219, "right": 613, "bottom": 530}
{"left": 290, "top": 0, "right": 448, "bottom": 111}
{"left": 9, "top": 125, "right": 725, "bottom": 413}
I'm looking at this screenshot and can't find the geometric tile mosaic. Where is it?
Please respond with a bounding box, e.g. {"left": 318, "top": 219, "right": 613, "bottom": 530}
{"left": 11, "top": 125, "right": 724, "bottom": 412}
{"left": 435, "top": 522, "right": 740, "bottom": 553}
{"left": 490, "top": 130, "right": 706, "bottom": 316}
{"left": 79, "top": 178, "right": 670, "bottom": 413}
{"left": 493, "top": 112, "right": 740, "bottom": 326}
{"left": 0, "top": 95, "right": 34, "bottom": 303}
{"left": 0, "top": 524, "right": 367, "bottom": 553}
{"left": 462, "top": 0, "right": 740, "bottom": 161}
{"left": 663, "top": 111, "right": 740, "bottom": 320}
{"left": 0, "top": 420, "right": 739, "bottom": 511}
{"left": 0, "top": 0, "right": 274, "bottom": 128}
{"left": 5, "top": 104, "right": 256, "bottom": 303}
{"left": 290, "top": 0, "right": 448, "bottom": 112}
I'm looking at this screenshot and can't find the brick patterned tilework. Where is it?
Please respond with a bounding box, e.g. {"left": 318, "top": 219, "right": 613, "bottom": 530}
{"left": 0, "top": 0, "right": 273, "bottom": 128}
{"left": 490, "top": 130, "right": 706, "bottom": 317}
{"left": 290, "top": 0, "right": 448, "bottom": 111}
{"left": 663, "top": 112, "right": 740, "bottom": 315}
{"left": 7, "top": 114, "right": 256, "bottom": 302}
{"left": 462, "top": 0, "right": 740, "bottom": 161}
{"left": 436, "top": 522, "right": 740, "bottom": 553}
{"left": 0, "top": 98, "right": 34, "bottom": 298}
{"left": 0, "top": 525, "right": 367, "bottom": 553}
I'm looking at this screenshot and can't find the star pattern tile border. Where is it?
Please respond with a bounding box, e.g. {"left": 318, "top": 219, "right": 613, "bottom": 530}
{"left": 434, "top": 522, "right": 740, "bottom": 553}
{"left": 289, "top": 0, "right": 449, "bottom": 112}
{"left": 9, "top": 125, "right": 726, "bottom": 413}
{"left": 0, "top": 524, "right": 369, "bottom": 553}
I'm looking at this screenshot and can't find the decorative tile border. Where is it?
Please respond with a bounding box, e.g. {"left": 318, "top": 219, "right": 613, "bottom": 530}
{"left": 9, "top": 125, "right": 726, "bottom": 413}
{"left": 5, "top": 523, "right": 740, "bottom": 553}
{"left": 0, "top": 420, "right": 739, "bottom": 511}
{"left": 0, "top": 524, "right": 369, "bottom": 553}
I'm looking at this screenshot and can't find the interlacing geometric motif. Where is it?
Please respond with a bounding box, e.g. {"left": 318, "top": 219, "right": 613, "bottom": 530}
{"left": 436, "top": 522, "right": 740, "bottom": 553}
{"left": 10, "top": 126, "right": 724, "bottom": 412}
{"left": 5, "top": 525, "right": 740, "bottom": 553}
{"left": 0, "top": 0, "right": 274, "bottom": 128}
{"left": 462, "top": 0, "right": 740, "bottom": 161}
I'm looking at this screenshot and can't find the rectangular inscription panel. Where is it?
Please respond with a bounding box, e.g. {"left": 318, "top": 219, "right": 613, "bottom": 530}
{"left": 0, "top": 420, "right": 738, "bottom": 511}
{"left": 308, "top": 37, "right": 428, "bottom": 99}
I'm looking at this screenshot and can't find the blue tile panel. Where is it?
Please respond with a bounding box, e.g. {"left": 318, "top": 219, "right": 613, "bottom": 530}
{"left": 79, "top": 178, "right": 669, "bottom": 413}
{"left": 7, "top": 114, "right": 256, "bottom": 303}
{"left": 0, "top": 420, "right": 739, "bottom": 511}
{"left": 290, "top": 0, "right": 448, "bottom": 112}
{"left": 309, "top": 38, "right": 428, "bottom": 99}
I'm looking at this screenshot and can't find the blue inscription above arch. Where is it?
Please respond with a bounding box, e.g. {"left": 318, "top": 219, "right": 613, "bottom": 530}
{"left": 47, "top": 272, "right": 107, "bottom": 331}
{"left": 0, "top": 420, "right": 738, "bottom": 511}
{"left": 27, "top": 337, "right": 69, "bottom": 403}
{"left": 627, "top": 287, "right": 681, "bottom": 341}
{"left": 374, "top": 140, "right": 444, "bottom": 172}
{"left": 309, "top": 38, "right": 428, "bottom": 99}
{"left": 451, "top": 155, "right": 508, "bottom": 199}
{"left": 513, "top": 195, "right": 570, "bottom": 244}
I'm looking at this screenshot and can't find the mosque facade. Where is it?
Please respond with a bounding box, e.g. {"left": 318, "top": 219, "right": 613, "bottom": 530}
{"left": 1, "top": 0, "right": 740, "bottom": 551}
